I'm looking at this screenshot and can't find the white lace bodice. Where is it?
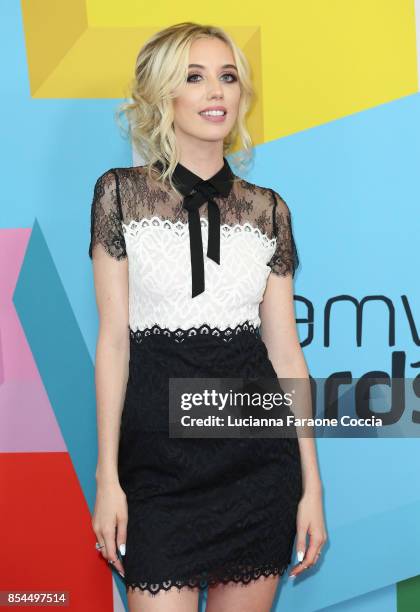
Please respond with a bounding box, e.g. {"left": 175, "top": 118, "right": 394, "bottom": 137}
{"left": 88, "top": 163, "right": 299, "bottom": 334}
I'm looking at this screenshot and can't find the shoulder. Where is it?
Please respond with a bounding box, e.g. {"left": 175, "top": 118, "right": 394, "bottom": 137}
{"left": 93, "top": 167, "right": 117, "bottom": 185}
{"left": 91, "top": 168, "right": 121, "bottom": 200}
{"left": 234, "top": 175, "right": 291, "bottom": 215}
{"left": 91, "top": 166, "right": 151, "bottom": 205}
{"left": 93, "top": 165, "right": 148, "bottom": 185}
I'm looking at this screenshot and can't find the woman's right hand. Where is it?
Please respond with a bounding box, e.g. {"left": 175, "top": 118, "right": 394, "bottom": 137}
{"left": 92, "top": 479, "right": 128, "bottom": 578}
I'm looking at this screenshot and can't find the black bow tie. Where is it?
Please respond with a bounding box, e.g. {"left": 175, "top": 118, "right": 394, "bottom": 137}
{"left": 153, "top": 157, "right": 234, "bottom": 298}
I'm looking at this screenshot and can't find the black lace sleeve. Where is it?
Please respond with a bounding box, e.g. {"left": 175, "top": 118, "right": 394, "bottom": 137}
{"left": 88, "top": 169, "right": 127, "bottom": 260}
{"left": 268, "top": 189, "right": 299, "bottom": 277}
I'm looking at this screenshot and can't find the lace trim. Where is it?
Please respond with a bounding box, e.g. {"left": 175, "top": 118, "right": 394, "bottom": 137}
{"left": 124, "top": 559, "right": 289, "bottom": 596}
{"left": 129, "top": 320, "right": 260, "bottom": 344}
{"left": 122, "top": 216, "right": 277, "bottom": 249}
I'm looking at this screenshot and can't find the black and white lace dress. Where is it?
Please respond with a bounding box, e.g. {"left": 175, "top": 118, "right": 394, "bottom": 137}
{"left": 88, "top": 157, "right": 303, "bottom": 596}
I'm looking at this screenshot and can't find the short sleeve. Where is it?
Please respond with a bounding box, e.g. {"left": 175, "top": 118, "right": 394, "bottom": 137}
{"left": 267, "top": 189, "right": 299, "bottom": 277}
{"left": 88, "top": 169, "right": 127, "bottom": 260}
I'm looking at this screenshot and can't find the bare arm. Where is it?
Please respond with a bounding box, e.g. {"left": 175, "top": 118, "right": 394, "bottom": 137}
{"left": 259, "top": 272, "right": 321, "bottom": 494}
{"left": 92, "top": 243, "right": 129, "bottom": 485}
{"left": 88, "top": 169, "right": 129, "bottom": 576}
{"left": 260, "top": 188, "right": 327, "bottom": 576}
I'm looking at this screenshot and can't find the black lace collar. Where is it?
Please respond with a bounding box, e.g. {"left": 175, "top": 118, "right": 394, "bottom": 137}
{"left": 152, "top": 157, "right": 235, "bottom": 298}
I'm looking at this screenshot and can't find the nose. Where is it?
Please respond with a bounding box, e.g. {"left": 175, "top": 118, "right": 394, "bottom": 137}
{"left": 206, "top": 75, "right": 224, "bottom": 99}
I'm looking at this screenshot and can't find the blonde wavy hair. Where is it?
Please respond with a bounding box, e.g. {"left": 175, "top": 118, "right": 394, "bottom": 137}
{"left": 115, "top": 22, "right": 255, "bottom": 194}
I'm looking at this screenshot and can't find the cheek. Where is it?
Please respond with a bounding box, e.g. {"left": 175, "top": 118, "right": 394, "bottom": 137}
{"left": 173, "top": 97, "right": 186, "bottom": 115}
{"left": 173, "top": 94, "right": 200, "bottom": 122}
{"left": 224, "top": 87, "right": 241, "bottom": 113}
{"left": 231, "top": 87, "right": 241, "bottom": 108}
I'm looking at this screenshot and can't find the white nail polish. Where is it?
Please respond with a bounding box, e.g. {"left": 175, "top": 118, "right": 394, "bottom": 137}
{"left": 119, "top": 543, "right": 126, "bottom": 556}
{"left": 297, "top": 550, "right": 304, "bottom": 562}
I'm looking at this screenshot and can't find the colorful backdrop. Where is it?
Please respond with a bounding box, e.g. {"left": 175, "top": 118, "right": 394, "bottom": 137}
{"left": 1, "top": 1, "right": 420, "bottom": 610}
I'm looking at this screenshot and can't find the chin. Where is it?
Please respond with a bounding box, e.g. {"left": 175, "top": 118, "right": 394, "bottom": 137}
{"left": 197, "top": 133, "right": 230, "bottom": 143}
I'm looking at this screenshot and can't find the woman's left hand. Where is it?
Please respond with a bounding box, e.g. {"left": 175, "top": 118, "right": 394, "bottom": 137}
{"left": 288, "top": 486, "right": 328, "bottom": 578}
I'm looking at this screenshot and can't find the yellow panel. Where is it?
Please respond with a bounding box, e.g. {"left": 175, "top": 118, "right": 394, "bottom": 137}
{"left": 21, "top": 0, "right": 87, "bottom": 93}
{"left": 21, "top": 0, "right": 418, "bottom": 145}
{"left": 261, "top": 0, "right": 418, "bottom": 139}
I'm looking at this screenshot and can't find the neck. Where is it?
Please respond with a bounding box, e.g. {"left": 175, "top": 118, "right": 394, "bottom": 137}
{"left": 175, "top": 138, "right": 225, "bottom": 180}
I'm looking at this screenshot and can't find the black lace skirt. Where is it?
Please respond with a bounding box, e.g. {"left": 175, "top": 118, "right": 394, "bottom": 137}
{"left": 117, "top": 322, "right": 303, "bottom": 596}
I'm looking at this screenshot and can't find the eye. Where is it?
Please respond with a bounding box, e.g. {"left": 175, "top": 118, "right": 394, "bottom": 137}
{"left": 187, "top": 73, "right": 202, "bottom": 83}
{"left": 187, "top": 72, "right": 238, "bottom": 83}
{"left": 221, "top": 73, "right": 238, "bottom": 83}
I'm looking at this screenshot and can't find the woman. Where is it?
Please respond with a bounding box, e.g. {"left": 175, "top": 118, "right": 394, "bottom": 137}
{"left": 89, "top": 22, "right": 327, "bottom": 612}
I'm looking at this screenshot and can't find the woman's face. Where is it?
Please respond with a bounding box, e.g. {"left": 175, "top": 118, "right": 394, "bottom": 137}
{"left": 172, "top": 37, "right": 241, "bottom": 146}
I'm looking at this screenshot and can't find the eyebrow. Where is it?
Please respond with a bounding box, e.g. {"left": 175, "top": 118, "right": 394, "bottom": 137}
{"left": 188, "top": 63, "right": 238, "bottom": 72}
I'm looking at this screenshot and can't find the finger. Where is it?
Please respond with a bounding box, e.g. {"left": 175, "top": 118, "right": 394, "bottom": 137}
{"left": 289, "top": 559, "right": 309, "bottom": 578}
{"left": 95, "top": 538, "right": 106, "bottom": 559}
{"left": 116, "top": 518, "right": 127, "bottom": 575}
{"left": 109, "top": 557, "right": 125, "bottom": 578}
{"left": 295, "top": 532, "right": 307, "bottom": 567}
{"left": 103, "top": 528, "right": 125, "bottom": 576}
{"left": 315, "top": 537, "right": 327, "bottom": 562}
{"left": 289, "top": 541, "right": 325, "bottom": 578}
{"left": 288, "top": 530, "right": 308, "bottom": 578}
{"left": 96, "top": 532, "right": 108, "bottom": 561}
{"left": 288, "top": 561, "right": 304, "bottom": 578}
{"left": 302, "top": 533, "right": 324, "bottom": 569}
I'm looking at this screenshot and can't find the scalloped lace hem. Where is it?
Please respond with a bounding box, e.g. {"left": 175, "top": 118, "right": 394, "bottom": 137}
{"left": 122, "top": 215, "right": 277, "bottom": 249}
{"left": 124, "top": 560, "right": 289, "bottom": 596}
{"left": 129, "top": 320, "right": 260, "bottom": 344}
